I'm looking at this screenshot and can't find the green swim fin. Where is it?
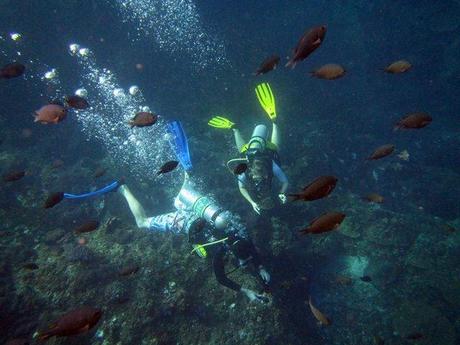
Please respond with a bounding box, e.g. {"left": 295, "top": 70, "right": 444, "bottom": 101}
{"left": 208, "top": 116, "right": 235, "bottom": 129}
{"left": 255, "top": 82, "right": 277, "bottom": 121}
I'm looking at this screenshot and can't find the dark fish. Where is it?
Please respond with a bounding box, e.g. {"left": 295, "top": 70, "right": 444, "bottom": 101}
{"left": 366, "top": 144, "right": 395, "bottom": 160}
{"left": 34, "top": 104, "right": 67, "bottom": 124}
{"left": 385, "top": 60, "right": 411, "bottom": 74}
{"left": 406, "top": 332, "right": 424, "bottom": 340}
{"left": 299, "top": 212, "right": 346, "bottom": 234}
{"left": 128, "top": 112, "right": 158, "bottom": 128}
{"left": 3, "top": 170, "right": 25, "bottom": 182}
{"left": 360, "top": 275, "right": 372, "bottom": 282}
{"left": 5, "top": 339, "right": 30, "bottom": 345}
{"left": 373, "top": 335, "right": 385, "bottom": 345}
{"left": 119, "top": 265, "right": 140, "bottom": 276}
{"left": 286, "top": 25, "right": 327, "bottom": 69}
{"left": 363, "top": 193, "right": 384, "bottom": 204}
{"left": 52, "top": 159, "right": 64, "bottom": 169}
{"left": 94, "top": 167, "right": 106, "bottom": 178}
{"left": 22, "top": 263, "right": 39, "bottom": 270}
{"left": 289, "top": 175, "right": 338, "bottom": 201}
{"left": 255, "top": 55, "right": 280, "bottom": 76}
{"left": 157, "top": 160, "right": 179, "bottom": 175}
{"left": 74, "top": 220, "right": 99, "bottom": 234}
{"left": 0, "top": 62, "right": 25, "bottom": 79}
{"left": 444, "top": 224, "right": 456, "bottom": 233}
{"left": 233, "top": 163, "right": 248, "bottom": 175}
{"left": 310, "top": 63, "right": 345, "bottom": 80}
{"left": 65, "top": 95, "right": 89, "bottom": 109}
{"left": 38, "top": 306, "right": 102, "bottom": 341}
{"left": 44, "top": 192, "right": 64, "bottom": 209}
{"left": 394, "top": 112, "right": 432, "bottom": 130}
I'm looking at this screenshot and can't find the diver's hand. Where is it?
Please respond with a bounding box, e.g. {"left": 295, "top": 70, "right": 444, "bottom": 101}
{"left": 241, "top": 288, "right": 269, "bottom": 304}
{"left": 251, "top": 202, "right": 261, "bottom": 215}
{"left": 258, "top": 266, "right": 271, "bottom": 284}
{"left": 278, "top": 193, "right": 287, "bottom": 204}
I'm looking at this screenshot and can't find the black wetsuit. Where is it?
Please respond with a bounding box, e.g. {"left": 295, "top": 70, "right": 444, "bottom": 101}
{"left": 212, "top": 236, "right": 263, "bottom": 291}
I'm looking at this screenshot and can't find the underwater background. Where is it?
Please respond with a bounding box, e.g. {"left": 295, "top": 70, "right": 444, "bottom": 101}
{"left": 1, "top": 0, "right": 459, "bottom": 344}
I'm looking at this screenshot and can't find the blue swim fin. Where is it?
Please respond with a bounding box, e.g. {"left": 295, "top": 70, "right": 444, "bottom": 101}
{"left": 64, "top": 181, "right": 120, "bottom": 199}
{"left": 167, "top": 121, "right": 193, "bottom": 171}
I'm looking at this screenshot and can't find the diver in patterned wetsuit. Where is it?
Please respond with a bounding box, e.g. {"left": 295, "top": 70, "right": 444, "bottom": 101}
{"left": 118, "top": 173, "right": 270, "bottom": 303}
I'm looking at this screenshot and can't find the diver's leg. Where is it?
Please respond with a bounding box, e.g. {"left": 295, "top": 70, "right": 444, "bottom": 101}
{"left": 118, "top": 185, "right": 151, "bottom": 228}
{"left": 233, "top": 128, "right": 246, "bottom": 152}
{"left": 271, "top": 123, "right": 280, "bottom": 148}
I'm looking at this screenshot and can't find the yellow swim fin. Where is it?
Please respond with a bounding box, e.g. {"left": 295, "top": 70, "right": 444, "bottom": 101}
{"left": 255, "top": 82, "right": 276, "bottom": 121}
{"left": 208, "top": 116, "right": 235, "bottom": 129}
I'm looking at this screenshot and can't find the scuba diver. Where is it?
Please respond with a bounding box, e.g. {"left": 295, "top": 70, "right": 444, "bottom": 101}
{"left": 118, "top": 121, "right": 271, "bottom": 303}
{"left": 208, "top": 83, "right": 288, "bottom": 214}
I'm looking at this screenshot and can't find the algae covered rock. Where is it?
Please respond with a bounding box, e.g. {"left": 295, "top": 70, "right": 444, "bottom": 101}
{"left": 392, "top": 302, "right": 456, "bottom": 345}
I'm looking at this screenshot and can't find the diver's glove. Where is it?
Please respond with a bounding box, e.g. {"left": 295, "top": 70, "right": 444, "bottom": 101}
{"left": 251, "top": 202, "right": 261, "bottom": 215}
{"left": 241, "top": 288, "right": 269, "bottom": 304}
{"left": 278, "top": 193, "right": 287, "bottom": 204}
{"left": 258, "top": 266, "right": 271, "bottom": 284}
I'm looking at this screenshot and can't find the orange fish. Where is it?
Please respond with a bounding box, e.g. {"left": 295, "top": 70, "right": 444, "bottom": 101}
{"left": 364, "top": 193, "right": 384, "bottom": 203}
{"left": 311, "top": 63, "right": 345, "bottom": 80}
{"left": 255, "top": 55, "right": 280, "bottom": 76}
{"left": 394, "top": 112, "right": 432, "bottom": 130}
{"left": 289, "top": 175, "right": 338, "bottom": 201}
{"left": 119, "top": 265, "right": 140, "bottom": 276}
{"left": 286, "top": 25, "right": 327, "bottom": 69}
{"left": 308, "top": 297, "right": 331, "bottom": 326}
{"left": 38, "top": 306, "right": 102, "bottom": 340}
{"left": 299, "top": 211, "right": 345, "bottom": 234}
{"left": 366, "top": 144, "right": 395, "bottom": 160}
{"left": 385, "top": 60, "right": 411, "bottom": 74}
{"left": 34, "top": 104, "right": 67, "bottom": 124}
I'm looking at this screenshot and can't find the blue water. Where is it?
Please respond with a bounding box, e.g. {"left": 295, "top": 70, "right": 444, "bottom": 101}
{"left": 1, "top": 1, "right": 459, "bottom": 344}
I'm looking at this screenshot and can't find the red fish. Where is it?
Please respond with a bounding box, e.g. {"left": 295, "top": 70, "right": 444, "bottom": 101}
{"left": 289, "top": 175, "right": 337, "bottom": 201}
{"left": 299, "top": 212, "right": 346, "bottom": 234}
{"left": 44, "top": 192, "right": 64, "bottom": 208}
{"left": 65, "top": 95, "right": 89, "bottom": 109}
{"left": 366, "top": 144, "right": 395, "bottom": 160}
{"left": 0, "top": 62, "right": 25, "bottom": 79}
{"left": 74, "top": 220, "right": 100, "bottom": 234}
{"left": 286, "top": 25, "right": 327, "bottom": 69}
{"left": 3, "top": 170, "right": 26, "bottom": 182}
{"left": 255, "top": 55, "right": 280, "bottom": 76}
{"left": 34, "top": 104, "right": 67, "bottom": 124}
{"left": 128, "top": 112, "right": 158, "bottom": 128}
{"left": 394, "top": 112, "right": 432, "bottom": 130}
{"left": 38, "top": 306, "right": 102, "bottom": 341}
{"left": 119, "top": 265, "right": 140, "bottom": 276}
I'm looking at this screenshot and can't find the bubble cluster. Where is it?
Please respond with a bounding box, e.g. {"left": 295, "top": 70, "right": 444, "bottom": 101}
{"left": 111, "top": 0, "right": 229, "bottom": 70}
{"left": 69, "top": 45, "right": 175, "bottom": 181}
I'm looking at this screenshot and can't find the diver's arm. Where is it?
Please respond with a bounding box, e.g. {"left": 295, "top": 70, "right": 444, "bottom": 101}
{"left": 118, "top": 185, "right": 151, "bottom": 228}
{"left": 213, "top": 246, "right": 242, "bottom": 291}
{"left": 238, "top": 181, "right": 260, "bottom": 214}
{"left": 273, "top": 161, "right": 288, "bottom": 194}
{"left": 233, "top": 128, "right": 246, "bottom": 152}
{"left": 271, "top": 122, "right": 280, "bottom": 148}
